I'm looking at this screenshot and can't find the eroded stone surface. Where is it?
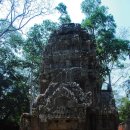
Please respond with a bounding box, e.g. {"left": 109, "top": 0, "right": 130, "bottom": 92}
{"left": 20, "top": 23, "right": 118, "bottom": 130}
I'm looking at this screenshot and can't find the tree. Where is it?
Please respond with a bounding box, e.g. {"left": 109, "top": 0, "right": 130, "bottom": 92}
{"left": 0, "top": 21, "right": 30, "bottom": 123}
{"left": 0, "top": 18, "right": 58, "bottom": 125}
{"left": 0, "top": 0, "right": 53, "bottom": 38}
{"left": 23, "top": 20, "right": 58, "bottom": 108}
{"left": 25, "top": 19, "right": 58, "bottom": 74}
{"left": 81, "top": 0, "right": 101, "bottom": 18}
{"left": 81, "top": 0, "right": 129, "bottom": 88}
{"left": 118, "top": 97, "right": 130, "bottom": 122}
{"left": 55, "top": 2, "right": 71, "bottom": 24}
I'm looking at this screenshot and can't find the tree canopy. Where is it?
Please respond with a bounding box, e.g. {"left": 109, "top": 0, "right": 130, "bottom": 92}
{"left": 81, "top": 0, "right": 129, "bottom": 89}
{"left": 0, "top": 19, "right": 58, "bottom": 125}
{"left": 118, "top": 97, "right": 130, "bottom": 122}
{"left": 0, "top": 20, "right": 29, "bottom": 123}
{"left": 55, "top": 2, "right": 71, "bottom": 24}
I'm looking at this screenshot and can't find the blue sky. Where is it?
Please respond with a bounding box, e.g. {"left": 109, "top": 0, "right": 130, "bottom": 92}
{"left": 102, "top": 0, "right": 130, "bottom": 28}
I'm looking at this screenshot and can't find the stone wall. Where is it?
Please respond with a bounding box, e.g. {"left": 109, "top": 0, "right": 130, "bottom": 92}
{"left": 20, "top": 23, "right": 118, "bottom": 130}
{"left": 40, "top": 23, "right": 98, "bottom": 95}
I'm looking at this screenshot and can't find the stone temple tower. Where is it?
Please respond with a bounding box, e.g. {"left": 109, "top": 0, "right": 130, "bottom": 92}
{"left": 20, "top": 23, "right": 118, "bottom": 130}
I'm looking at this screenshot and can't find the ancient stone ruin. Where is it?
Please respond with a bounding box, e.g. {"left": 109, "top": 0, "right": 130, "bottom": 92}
{"left": 20, "top": 23, "right": 118, "bottom": 130}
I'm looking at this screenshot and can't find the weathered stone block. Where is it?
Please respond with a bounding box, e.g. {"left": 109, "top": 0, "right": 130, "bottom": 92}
{"left": 20, "top": 23, "right": 118, "bottom": 130}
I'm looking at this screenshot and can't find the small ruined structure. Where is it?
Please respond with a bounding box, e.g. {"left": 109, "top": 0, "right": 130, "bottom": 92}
{"left": 20, "top": 23, "right": 118, "bottom": 130}
{"left": 118, "top": 117, "right": 130, "bottom": 130}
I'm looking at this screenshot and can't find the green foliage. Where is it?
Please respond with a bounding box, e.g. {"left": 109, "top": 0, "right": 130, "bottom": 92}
{"left": 81, "top": 0, "right": 101, "bottom": 17}
{"left": 0, "top": 79, "right": 29, "bottom": 122}
{"left": 55, "top": 3, "right": 68, "bottom": 14}
{"left": 0, "top": 19, "right": 58, "bottom": 124}
{"left": 25, "top": 19, "right": 58, "bottom": 65}
{"left": 0, "top": 20, "right": 30, "bottom": 123}
{"left": 118, "top": 97, "right": 130, "bottom": 122}
{"left": 23, "top": 20, "right": 58, "bottom": 95}
{"left": 25, "top": 20, "right": 58, "bottom": 57}
{"left": 55, "top": 2, "right": 71, "bottom": 24}
{"left": 82, "top": 6, "right": 116, "bottom": 36}
{"left": 24, "top": 20, "right": 57, "bottom": 70}
{"left": 81, "top": 1, "right": 129, "bottom": 80}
